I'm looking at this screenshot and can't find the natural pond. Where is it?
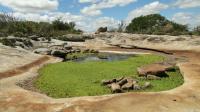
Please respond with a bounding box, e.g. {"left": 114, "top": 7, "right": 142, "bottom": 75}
{"left": 35, "top": 53, "right": 184, "bottom": 98}
{"left": 72, "top": 53, "right": 134, "bottom": 62}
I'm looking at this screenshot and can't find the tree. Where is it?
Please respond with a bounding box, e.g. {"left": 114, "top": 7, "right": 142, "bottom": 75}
{"left": 117, "top": 21, "right": 126, "bottom": 32}
{"left": 126, "top": 14, "right": 188, "bottom": 35}
{"left": 193, "top": 26, "right": 200, "bottom": 35}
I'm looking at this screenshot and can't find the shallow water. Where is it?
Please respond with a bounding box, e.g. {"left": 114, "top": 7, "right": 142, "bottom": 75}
{"left": 73, "top": 53, "right": 135, "bottom": 62}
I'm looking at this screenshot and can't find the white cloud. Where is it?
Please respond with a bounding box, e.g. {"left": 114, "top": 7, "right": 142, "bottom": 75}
{"left": 172, "top": 12, "right": 200, "bottom": 28}
{"left": 79, "top": 0, "right": 100, "bottom": 3}
{"left": 9, "top": 12, "right": 119, "bottom": 32}
{"left": 91, "top": 17, "right": 120, "bottom": 30}
{"left": 11, "top": 12, "right": 84, "bottom": 23}
{"left": 126, "top": 1, "right": 168, "bottom": 23}
{"left": 81, "top": 0, "right": 137, "bottom": 16}
{"left": 77, "top": 17, "right": 120, "bottom": 32}
{"left": 0, "top": 0, "right": 58, "bottom": 13}
{"left": 174, "top": 0, "right": 200, "bottom": 8}
{"left": 81, "top": 4, "right": 102, "bottom": 16}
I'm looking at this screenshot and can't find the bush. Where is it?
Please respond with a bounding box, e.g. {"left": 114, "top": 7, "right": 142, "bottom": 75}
{"left": 126, "top": 14, "right": 189, "bottom": 36}
{"left": 13, "top": 32, "right": 26, "bottom": 37}
{"left": 0, "top": 32, "right": 8, "bottom": 37}
{"left": 0, "top": 38, "right": 16, "bottom": 47}
{"left": 0, "top": 14, "right": 82, "bottom": 37}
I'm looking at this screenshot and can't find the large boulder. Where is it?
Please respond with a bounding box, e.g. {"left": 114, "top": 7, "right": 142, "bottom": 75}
{"left": 34, "top": 48, "right": 51, "bottom": 55}
{"left": 137, "top": 63, "right": 174, "bottom": 77}
{"left": 29, "top": 35, "right": 40, "bottom": 41}
{"left": 51, "top": 50, "right": 67, "bottom": 58}
{"left": 64, "top": 46, "right": 72, "bottom": 50}
{"left": 96, "top": 27, "right": 107, "bottom": 34}
{"left": 58, "top": 34, "right": 93, "bottom": 42}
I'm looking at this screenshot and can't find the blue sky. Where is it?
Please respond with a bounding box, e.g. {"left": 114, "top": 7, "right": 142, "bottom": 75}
{"left": 0, "top": 0, "right": 200, "bottom": 32}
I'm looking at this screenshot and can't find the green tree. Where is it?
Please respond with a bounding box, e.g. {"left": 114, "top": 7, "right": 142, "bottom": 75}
{"left": 126, "top": 14, "right": 188, "bottom": 35}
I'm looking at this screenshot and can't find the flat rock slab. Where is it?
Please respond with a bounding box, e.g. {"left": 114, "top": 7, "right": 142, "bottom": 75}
{"left": 137, "top": 63, "right": 174, "bottom": 77}
{"left": 0, "top": 46, "right": 200, "bottom": 112}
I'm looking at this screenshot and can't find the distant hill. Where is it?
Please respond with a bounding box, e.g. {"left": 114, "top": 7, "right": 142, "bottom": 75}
{"left": 126, "top": 14, "right": 189, "bottom": 35}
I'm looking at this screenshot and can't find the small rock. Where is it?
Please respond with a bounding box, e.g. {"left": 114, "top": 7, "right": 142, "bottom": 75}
{"left": 107, "top": 84, "right": 112, "bottom": 88}
{"left": 90, "top": 49, "right": 99, "bottom": 53}
{"left": 64, "top": 46, "right": 72, "bottom": 50}
{"left": 133, "top": 84, "right": 141, "bottom": 90}
{"left": 121, "top": 82, "right": 134, "bottom": 90}
{"left": 83, "top": 49, "right": 90, "bottom": 53}
{"left": 75, "top": 49, "right": 81, "bottom": 53}
{"left": 111, "top": 83, "right": 121, "bottom": 93}
{"left": 101, "top": 79, "right": 116, "bottom": 85}
{"left": 118, "top": 78, "right": 128, "bottom": 86}
{"left": 51, "top": 50, "right": 67, "bottom": 58}
{"left": 70, "top": 50, "right": 76, "bottom": 53}
{"left": 34, "top": 48, "right": 51, "bottom": 55}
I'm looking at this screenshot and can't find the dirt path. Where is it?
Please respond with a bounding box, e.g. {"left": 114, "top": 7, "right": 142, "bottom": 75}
{"left": 0, "top": 49, "right": 200, "bottom": 112}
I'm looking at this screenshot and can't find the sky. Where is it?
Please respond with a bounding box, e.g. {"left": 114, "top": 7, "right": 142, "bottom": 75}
{"left": 0, "top": 0, "right": 200, "bottom": 32}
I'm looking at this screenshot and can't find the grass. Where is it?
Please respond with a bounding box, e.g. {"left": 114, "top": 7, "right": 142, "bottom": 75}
{"left": 65, "top": 52, "right": 88, "bottom": 60}
{"left": 65, "top": 52, "right": 97, "bottom": 60}
{"left": 35, "top": 54, "right": 183, "bottom": 98}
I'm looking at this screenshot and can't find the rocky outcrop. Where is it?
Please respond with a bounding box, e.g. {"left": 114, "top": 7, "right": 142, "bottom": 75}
{"left": 96, "top": 27, "right": 107, "bottom": 34}
{"left": 102, "top": 77, "right": 150, "bottom": 93}
{"left": 34, "top": 48, "right": 51, "bottom": 55}
{"left": 0, "top": 36, "right": 33, "bottom": 49}
{"left": 58, "top": 34, "right": 94, "bottom": 42}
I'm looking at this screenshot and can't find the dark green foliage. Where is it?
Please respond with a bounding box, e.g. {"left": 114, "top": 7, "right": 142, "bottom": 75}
{"left": 0, "top": 14, "right": 82, "bottom": 37}
{"left": 126, "top": 14, "right": 189, "bottom": 35}
{"left": 0, "top": 38, "right": 16, "bottom": 47}
{"left": 0, "top": 37, "right": 33, "bottom": 48}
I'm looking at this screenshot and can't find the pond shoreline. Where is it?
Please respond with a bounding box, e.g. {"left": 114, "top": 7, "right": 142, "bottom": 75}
{"left": 28, "top": 53, "right": 184, "bottom": 97}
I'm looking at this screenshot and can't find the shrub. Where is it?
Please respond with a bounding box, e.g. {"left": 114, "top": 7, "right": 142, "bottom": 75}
{"left": 126, "top": 14, "right": 189, "bottom": 36}
{"left": 13, "top": 32, "right": 26, "bottom": 37}
{"left": 0, "top": 38, "right": 16, "bottom": 47}
{"left": 0, "top": 14, "right": 82, "bottom": 37}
